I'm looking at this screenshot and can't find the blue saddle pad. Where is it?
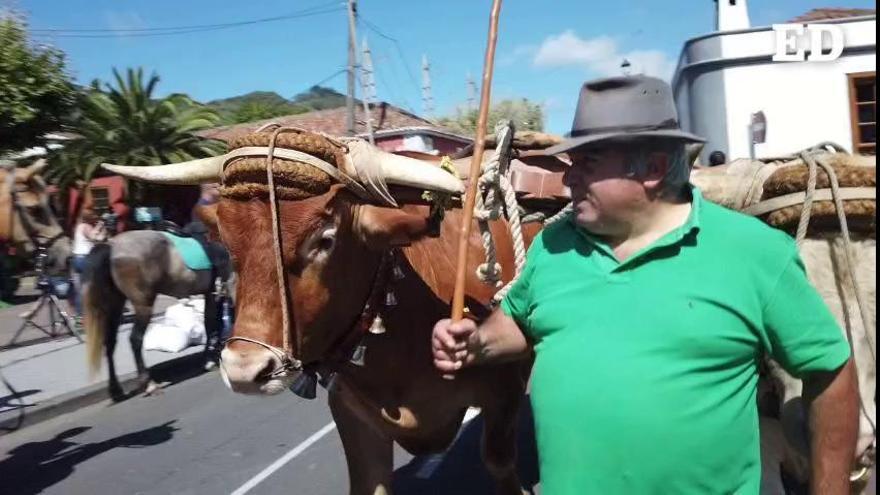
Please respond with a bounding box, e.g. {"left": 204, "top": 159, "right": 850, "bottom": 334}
{"left": 161, "top": 232, "right": 212, "bottom": 272}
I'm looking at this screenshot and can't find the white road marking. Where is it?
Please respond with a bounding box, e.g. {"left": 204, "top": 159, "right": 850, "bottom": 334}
{"left": 230, "top": 408, "right": 483, "bottom": 493}
{"left": 230, "top": 422, "right": 337, "bottom": 495}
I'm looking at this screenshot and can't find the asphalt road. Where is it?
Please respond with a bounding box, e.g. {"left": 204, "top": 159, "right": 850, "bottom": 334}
{"left": 0, "top": 363, "right": 540, "bottom": 495}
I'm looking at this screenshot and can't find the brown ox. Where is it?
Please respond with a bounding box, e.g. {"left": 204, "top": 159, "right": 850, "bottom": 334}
{"left": 0, "top": 159, "right": 72, "bottom": 277}
{"left": 104, "top": 132, "right": 537, "bottom": 495}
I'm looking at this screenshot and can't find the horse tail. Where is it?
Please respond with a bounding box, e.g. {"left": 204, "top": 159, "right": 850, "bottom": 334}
{"left": 82, "top": 243, "right": 125, "bottom": 377}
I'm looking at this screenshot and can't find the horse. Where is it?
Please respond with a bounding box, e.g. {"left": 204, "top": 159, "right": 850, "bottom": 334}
{"left": 0, "top": 159, "right": 72, "bottom": 285}
{"left": 82, "top": 218, "right": 232, "bottom": 400}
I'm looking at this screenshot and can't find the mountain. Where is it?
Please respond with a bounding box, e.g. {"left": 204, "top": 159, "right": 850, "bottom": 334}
{"left": 291, "top": 86, "right": 349, "bottom": 111}
{"left": 205, "top": 86, "right": 353, "bottom": 125}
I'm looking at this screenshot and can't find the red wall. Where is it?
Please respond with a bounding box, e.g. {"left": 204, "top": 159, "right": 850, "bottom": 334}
{"left": 63, "top": 176, "right": 130, "bottom": 231}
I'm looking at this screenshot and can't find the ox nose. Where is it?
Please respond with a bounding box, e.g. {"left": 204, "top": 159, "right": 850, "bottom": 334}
{"left": 220, "top": 344, "right": 284, "bottom": 395}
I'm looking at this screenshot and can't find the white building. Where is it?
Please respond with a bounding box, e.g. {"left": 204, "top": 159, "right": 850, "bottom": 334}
{"left": 672, "top": 2, "right": 876, "bottom": 163}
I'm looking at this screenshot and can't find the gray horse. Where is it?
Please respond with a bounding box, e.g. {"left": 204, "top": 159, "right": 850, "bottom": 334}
{"left": 82, "top": 229, "right": 230, "bottom": 400}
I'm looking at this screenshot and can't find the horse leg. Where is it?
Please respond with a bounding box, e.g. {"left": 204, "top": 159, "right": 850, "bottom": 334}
{"left": 203, "top": 290, "right": 221, "bottom": 370}
{"left": 130, "top": 304, "right": 158, "bottom": 395}
{"left": 481, "top": 390, "right": 526, "bottom": 494}
{"left": 329, "top": 387, "right": 393, "bottom": 495}
{"left": 104, "top": 314, "right": 124, "bottom": 401}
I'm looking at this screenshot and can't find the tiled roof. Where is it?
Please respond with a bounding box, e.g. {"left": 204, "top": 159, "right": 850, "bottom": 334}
{"left": 789, "top": 8, "right": 875, "bottom": 23}
{"left": 198, "top": 102, "right": 461, "bottom": 143}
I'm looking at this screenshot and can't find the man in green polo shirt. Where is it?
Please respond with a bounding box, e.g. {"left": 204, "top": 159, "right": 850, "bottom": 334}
{"left": 432, "top": 76, "right": 859, "bottom": 494}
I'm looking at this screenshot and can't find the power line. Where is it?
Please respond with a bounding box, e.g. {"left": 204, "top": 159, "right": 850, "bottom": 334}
{"left": 309, "top": 68, "right": 348, "bottom": 89}
{"left": 30, "top": 2, "right": 339, "bottom": 32}
{"left": 374, "top": 52, "right": 415, "bottom": 113}
{"left": 29, "top": 5, "right": 343, "bottom": 38}
{"left": 358, "top": 16, "right": 420, "bottom": 94}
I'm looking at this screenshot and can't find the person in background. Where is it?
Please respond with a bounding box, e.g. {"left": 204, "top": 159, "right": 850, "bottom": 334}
{"left": 184, "top": 183, "right": 228, "bottom": 369}
{"left": 70, "top": 209, "right": 107, "bottom": 321}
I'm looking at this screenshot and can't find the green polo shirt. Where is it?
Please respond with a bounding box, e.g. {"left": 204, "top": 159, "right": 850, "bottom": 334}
{"left": 501, "top": 187, "right": 850, "bottom": 494}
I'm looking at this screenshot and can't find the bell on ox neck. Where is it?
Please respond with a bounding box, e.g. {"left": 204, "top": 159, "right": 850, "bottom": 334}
{"left": 392, "top": 264, "right": 405, "bottom": 280}
{"left": 384, "top": 290, "right": 397, "bottom": 307}
{"left": 350, "top": 344, "right": 367, "bottom": 366}
{"left": 288, "top": 372, "right": 317, "bottom": 400}
{"left": 368, "top": 314, "right": 386, "bottom": 335}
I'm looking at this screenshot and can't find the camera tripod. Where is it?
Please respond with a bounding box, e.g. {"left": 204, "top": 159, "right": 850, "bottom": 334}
{"left": 5, "top": 247, "right": 82, "bottom": 347}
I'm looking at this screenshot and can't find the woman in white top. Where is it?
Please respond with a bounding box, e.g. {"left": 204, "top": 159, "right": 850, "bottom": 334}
{"left": 70, "top": 209, "right": 107, "bottom": 317}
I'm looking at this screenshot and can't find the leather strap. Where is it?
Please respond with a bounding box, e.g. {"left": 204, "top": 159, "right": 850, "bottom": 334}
{"left": 742, "top": 187, "right": 876, "bottom": 216}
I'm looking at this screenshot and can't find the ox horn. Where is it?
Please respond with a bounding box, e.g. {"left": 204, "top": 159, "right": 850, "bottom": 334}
{"left": 101, "top": 157, "right": 223, "bottom": 185}
{"left": 345, "top": 140, "right": 464, "bottom": 195}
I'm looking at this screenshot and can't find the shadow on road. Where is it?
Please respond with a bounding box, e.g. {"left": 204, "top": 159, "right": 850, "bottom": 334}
{"left": 108, "top": 352, "right": 212, "bottom": 403}
{"left": 0, "top": 421, "right": 179, "bottom": 494}
{"left": 0, "top": 388, "right": 40, "bottom": 411}
{"left": 394, "top": 399, "right": 540, "bottom": 494}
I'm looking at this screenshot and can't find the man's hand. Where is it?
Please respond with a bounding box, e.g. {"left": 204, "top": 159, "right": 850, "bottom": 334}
{"left": 432, "top": 309, "right": 530, "bottom": 379}
{"left": 432, "top": 318, "right": 480, "bottom": 380}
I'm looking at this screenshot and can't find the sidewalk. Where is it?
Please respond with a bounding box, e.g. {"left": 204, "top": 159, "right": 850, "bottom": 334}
{"left": 0, "top": 295, "right": 205, "bottom": 433}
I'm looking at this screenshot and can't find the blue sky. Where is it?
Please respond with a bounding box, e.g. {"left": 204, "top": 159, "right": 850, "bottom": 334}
{"left": 13, "top": 0, "right": 877, "bottom": 133}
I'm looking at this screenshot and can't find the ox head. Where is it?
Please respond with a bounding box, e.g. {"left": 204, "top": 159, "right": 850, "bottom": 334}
{"left": 104, "top": 134, "right": 462, "bottom": 395}
{"left": 0, "top": 160, "right": 72, "bottom": 275}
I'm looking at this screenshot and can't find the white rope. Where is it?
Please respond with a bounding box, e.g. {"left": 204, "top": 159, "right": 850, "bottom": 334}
{"left": 471, "top": 121, "right": 573, "bottom": 305}
{"left": 474, "top": 121, "right": 515, "bottom": 290}
{"left": 790, "top": 149, "right": 876, "bottom": 444}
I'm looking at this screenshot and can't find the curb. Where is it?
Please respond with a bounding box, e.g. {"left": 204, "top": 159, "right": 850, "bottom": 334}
{"left": 0, "top": 351, "right": 206, "bottom": 435}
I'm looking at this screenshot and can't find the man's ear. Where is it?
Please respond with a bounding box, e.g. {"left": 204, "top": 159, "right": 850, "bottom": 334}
{"left": 641, "top": 152, "right": 671, "bottom": 191}
{"left": 355, "top": 204, "right": 440, "bottom": 249}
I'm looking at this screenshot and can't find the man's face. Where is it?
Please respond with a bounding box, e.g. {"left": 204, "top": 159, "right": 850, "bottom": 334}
{"left": 562, "top": 146, "right": 648, "bottom": 235}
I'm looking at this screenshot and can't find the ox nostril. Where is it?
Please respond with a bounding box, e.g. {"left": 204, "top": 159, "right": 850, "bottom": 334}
{"left": 254, "top": 358, "right": 279, "bottom": 381}
{"left": 220, "top": 346, "right": 280, "bottom": 387}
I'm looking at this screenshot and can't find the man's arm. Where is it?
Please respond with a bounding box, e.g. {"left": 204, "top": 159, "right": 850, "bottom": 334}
{"left": 802, "top": 358, "right": 860, "bottom": 495}
{"left": 433, "top": 308, "right": 530, "bottom": 376}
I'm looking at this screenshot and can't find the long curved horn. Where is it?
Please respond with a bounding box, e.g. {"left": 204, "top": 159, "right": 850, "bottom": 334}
{"left": 344, "top": 140, "right": 464, "bottom": 195}
{"left": 101, "top": 157, "right": 223, "bottom": 185}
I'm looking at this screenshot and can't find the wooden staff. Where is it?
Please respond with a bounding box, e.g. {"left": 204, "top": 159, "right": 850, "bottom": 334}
{"left": 451, "top": 0, "right": 503, "bottom": 321}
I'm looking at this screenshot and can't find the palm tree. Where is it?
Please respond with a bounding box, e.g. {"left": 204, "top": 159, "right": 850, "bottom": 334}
{"left": 47, "top": 67, "right": 225, "bottom": 225}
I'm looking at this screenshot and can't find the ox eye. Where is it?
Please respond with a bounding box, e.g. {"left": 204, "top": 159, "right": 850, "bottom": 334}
{"left": 318, "top": 228, "right": 336, "bottom": 251}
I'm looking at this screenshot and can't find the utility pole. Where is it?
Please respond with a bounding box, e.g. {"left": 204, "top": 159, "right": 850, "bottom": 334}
{"left": 421, "top": 54, "right": 434, "bottom": 118}
{"left": 466, "top": 72, "right": 477, "bottom": 111}
{"left": 346, "top": 0, "right": 357, "bottom": 136}
{"left": 361, "top": 38, "right": 377, "bottom": 103}
{"left": 346, "top": 8, "right": 373, "bottom": 144}
{"left": 358, "top": 38, "right": 376, "bottom": 144}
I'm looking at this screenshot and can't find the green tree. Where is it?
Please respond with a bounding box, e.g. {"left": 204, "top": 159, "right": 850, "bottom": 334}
{"left": 47, "top": 68, "right": 225, "bottom": 221}
{"left": 438, "top": 98, "right": 545, "bottom": 136}
{"left": 230, "top": 100, "right": 308, "bottom": 124}
{"left": 0, "top": 13, "right": 76, "bottom": 155}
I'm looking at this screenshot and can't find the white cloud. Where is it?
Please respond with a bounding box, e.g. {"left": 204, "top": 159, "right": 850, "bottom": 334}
{"left": 498, "top": 44, "right": 538, "bottom": 67}
{"left": 533, "top": 30, "right": 675, "bottom": 81}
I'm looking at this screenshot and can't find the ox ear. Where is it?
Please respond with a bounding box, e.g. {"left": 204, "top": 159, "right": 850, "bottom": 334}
{"left": 355, "top": 205, "right": 440, "bottom": 248}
